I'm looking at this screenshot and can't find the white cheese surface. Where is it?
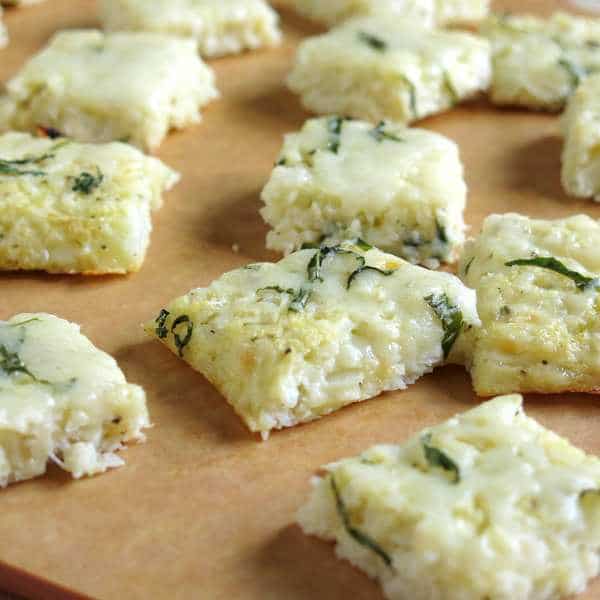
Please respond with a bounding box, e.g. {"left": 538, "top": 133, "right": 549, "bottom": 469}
{"left": 261, "top": 116, "right": 466, "bottom": 266}
{"left": 562, "top": 73, "right": 600, "bottom": 201}
{"left": 459, "top": 213, "right": 600, "bottom": 396}
{"left": 146, "top": 241, "right": 479, "bottom": 438}
{"left": 287, "top": 16, "right": 491, "bottom": 124}
{"left": 298, "top": 395, "right": 600, "bottom": 600}
{"left": 0, "top": 6, "right": 7, "bottom": 49}
{"left": 0, "top": 132, "right": 179, "bottom": 274}
{"left": 0, "top": 313, "right": 150, "bottom": 487}
{"left": 482, "top": 12, "right": 600, "bottom": 111}
{"left": 100, "top": 0, "right": 281, "bottom": 57}
{"left": 0, "top": 30, "right": 219, "bottom": 150}
{"left": 282, "top": 0, "right": 489, "bottom": 27}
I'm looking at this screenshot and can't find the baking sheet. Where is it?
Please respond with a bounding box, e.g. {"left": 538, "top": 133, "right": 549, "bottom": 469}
{"left": 0, "top": 1, "right": 599, "bottom": 598}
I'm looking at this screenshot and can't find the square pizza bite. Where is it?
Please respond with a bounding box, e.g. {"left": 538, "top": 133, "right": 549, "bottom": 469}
{"left": 281, "top": 0, "right": 490, "bottom": 27}
{"left": 459, "top": 213, "right": 600, "bottom": 396}
{"left": 261, "top": 116, "right": 466, "bottom": 268}
{"left": 146, "top": 241, "right": 479, "bottom": 439}
{"left": 298, "top": 394, "right": 600, "bottom": 600}
{"left": 100, "top": 0, "right": 281, "bottom": 58}
{"left": 0, "top": 30, "right": 219, "bottom": 151}
{"left": 562, "top": 73, "right": 600, "bottom": 202}
{"left": 0, "top": 313, "right": 150, "bottom": 487}
{"left": 482, "top": 12, "right": 600, "bottom": 111}
{"left": 287, "top": 17, "right": 491, "bottom": 125}
{"left": 0, "top": 132, "right": 179, "bottom": 274}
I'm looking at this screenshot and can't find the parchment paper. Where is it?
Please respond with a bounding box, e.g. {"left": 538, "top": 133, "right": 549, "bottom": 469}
{"left": 0, "top": 1, "right": 598, "bottom": 598}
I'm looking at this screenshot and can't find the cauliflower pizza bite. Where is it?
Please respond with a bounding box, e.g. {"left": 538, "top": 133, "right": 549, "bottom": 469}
{"left": 0, "top": 313, "right": 150, "bottom": 487}
{"left": 146, "top": 241, "right": 479, "bottom": 439}
{"left": 460, "top": 213, "right": 600, "bottom": 396}
{"left": 0, "top": 132, "right": 179, "bottom": 275}
{"left": 281, "top": 0, "right": 490, "bottom": 28}
{"left": 482, "top": 12, "right": 600, "bottom": 111}
{"left": 100, "top": 0, "right": 281, "bottom": 58}
{"left": 0, "top": 30, "right": 219, "bottom": 151}
{"left": 298, "top": 394, "right": 600, "bottom": 600}
{"left": 562, "top": 73, "right": 600, "bottom": 202}
{"left": 287, "top": 17, "right": 491, "bottom": 125}
{"left": 261, "top": 116, "right": 467, "bottom": 267}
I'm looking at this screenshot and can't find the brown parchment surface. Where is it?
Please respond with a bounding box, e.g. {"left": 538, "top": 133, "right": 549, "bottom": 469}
{"left": 0, "top": 1, "right": 599, "bottom": 598}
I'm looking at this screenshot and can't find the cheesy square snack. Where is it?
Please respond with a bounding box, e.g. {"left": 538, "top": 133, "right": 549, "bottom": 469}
{"left": 0, "top": 132, "right": 179, "bottom": 275}
{"left": 261, "top": 116, "right": 466, "bottom": 267}
{"left": 100, "top": 0, "right": 281, "bottom": 58}
{"left": 562, "top": 73, "right": 600, "bottom": 202}
{"left": 146, "top": 241, "right": 479, "bottom": 439}
{"left": 0, "top": 30, "right": 219, "bottom": 151}
{"left": 287, "top": 17, "right": 491, "bottom": 125}
{"left": 482, "top": 12, "right": 600, "bottom": 111}
{"left": 298, "top": 394, "right": 600, "bottom": 600}
{"left": 1, "top": 313, "right": 150, "bottom": 487}
{"left": 282, "top": 0, "right": 490, "bottom": 28}
{"left": 460, "top": 213, "right": 600, "bottom": 396}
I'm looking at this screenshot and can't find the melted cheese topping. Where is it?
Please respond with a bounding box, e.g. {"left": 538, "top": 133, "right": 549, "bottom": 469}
{"left": 261, "top": 116, "right": 466, "bottom": 267}
{"left": 145, "top": 241, "right": 479, "bottom": 438}
{"left": 0, "top": 132, "right": 179, "bottom": 274}
{"left": 482, "top": 12, "right": 600, "bottom": 111}
{"left": 282, "top": 0, "right": 489, "bottom": 27}
{"left": 459, "top": 213, "right": 600, "bottom": 396}
{"left": 100, "top": 0, "right": 281, "bottom": 58}
{"left": 287, "top": 17, "right": 491, "bottom": 124}
{"left": 299, "top": 395, "right": 600, "bottom": 600}
{"left": 0, "top": 30, "right": 219, "bottom": 151}
{"left": 561, "top": 73, "right": 600, "bottom": 201}
{"left": 0, "top": 313, "right": 149, "bottom": 487}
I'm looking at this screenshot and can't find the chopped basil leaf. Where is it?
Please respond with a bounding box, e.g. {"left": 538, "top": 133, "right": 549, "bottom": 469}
{"left": 289, "top": 288, "right": 312, "bottom": 312}
{"left": 505, "top": 256, "right": 598, "bottom": 291}
{"left": 0, "top": 344, "right": 42, "bottom": 382}
{"left": 558, "top": 58, "right": 586, "bottom": 89}
{"left": 171, "top": 315, "right": 194, "bottom": 357}
{"left": 425, "top": 293, "right": 464, "bottom": 359}
{"left": 72, "top": 167, "right": 104, "bottom": 195}
{"left": 154, "top": 309, "right": 170, "bottom": 339}
{"left": 422, "top": 434, "right": 460, "bottom": 483}
{"left": 500, "top": 305, "right": 511, "bottom": 317}
{"left": 354, "top": 238, "right": 373, "bottom": 251}
{"left": 402, "top": 76, "right": 418, "bottom": 118}
{"left": 276, "top": 157, "right": 287, "bottom": 166}
{"left": 9, "top": 317, "right": 41, "bottom": 328}
{"left": 463, "top": 256, "right": 475, "bottom": 276}
{"left": 369, "top": 121, "right": 404, "bottom": 143}
{"left": 435, "top": 220, "right": 448, "bottom": 245}
{"left": 307, "top": 245, "right": 365, "bottom": 282}
{"left": 330, "top": 476, "right": 393, "bottom": 568}
{"left": 326, "top": 116, "right": 345, "bottom": 153}
{"left": 580, "top": 489, "right": 600, "bottom": 500}
{"left": 244, "top": 264, "right": 262, "bottom": 271}
{"left": 347, "top": 266, "right": 394, "bottom": 289}
{"left": 357, "top": 31, "right": 387, "bottom": 52}
{"left": 0, "top": 160, "right": 45, "bottom": 177}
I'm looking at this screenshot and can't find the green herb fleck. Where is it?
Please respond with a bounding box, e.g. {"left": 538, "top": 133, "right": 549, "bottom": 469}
{"left": 425, "top": 293, "right": 464, "bottom": 359}
{"left": 402, "top": 76, "right": 418, "bottom": 118}
{"left": 326, "top": 116, "right": 347, "bottom": 154}
{"left": 330, "top": 476, "right": 393, "bottom": 568}
{"left": 0, "top": 142, "right": 67, "bottom": 177}
{"left": 72, "top": 167, "right": 104, "bottom": 195}
{"left": 354, "top": 238, "right": 373, "bottom": 251}
{"left": 347, "top": 266, "right": 394, "bottom": 289}
{"left": 276, "top": 157, "right": 287, "bottom": 167}
{"left": 9, "top": 317, "right": 41, "bottom": 328}
{"left": 505, "top": 256, "right": 598, "bottom": 291}
{"left": 357, "top": 31, "right": 387, "bottom": 52}
{"left": 436, "top": 221, "right": 448, "bottom": 245}
{"left": 463, "top": 256, "right": 475, "bottom": 276}
{"left": 171, "top": 315, "right": 194, "bottom": 357}
{"left": 0, "top": 345, "right": 40, "bottom": 381}
{"left": 257, "top": 286, "right": 311, "bottom": 313}
{"left": 558, "top": 58, "right": 587, "bottom": 89}
{"left": 307, "top": 245, "right": 365, "bottom": 282}
{"left": 369, "top": 121, "right": 404, "bottom": 143}
{"left": 422, "top": 434, "right": 460, "bottom": 483}
{"left": 244, "top": 264, "right": 262, "bottom": 271}
{"left": 155, "top": 309, "right": 170, "bottom": 339}
{"left": 500, "top": 305, "right": 511, "bottom": 317}
{"left": 443, "top": 71, "right": 459, "bottom": 105}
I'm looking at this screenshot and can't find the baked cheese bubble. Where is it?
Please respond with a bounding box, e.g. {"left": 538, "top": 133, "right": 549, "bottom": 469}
{"left": 261, "top": 116, "right": 466, "bottom": 268}
{"left": 146, "top": 241, "right": 479, "bottom": 439}
{"left": 0, "top": 313, "right": 150, "bottom": 487}
{"left": 287, "top": 17, "right": 491, "bottom": 125}
{"left": 0, "top": 30, "right": 219, "bottom": 151}
{"left": 460, "top": 213, "right": 600, "bottom": 396}
{"left": 298, "top": 394, "right": 600, "bottom": 600}
{"left": 0, "top": 132, "right": 179, "bottom": 275}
